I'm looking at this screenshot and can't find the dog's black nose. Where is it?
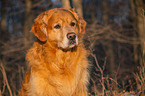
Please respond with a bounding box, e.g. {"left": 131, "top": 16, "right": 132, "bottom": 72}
{"left": 67, "top": 33, "right": 76, "bottom": 40}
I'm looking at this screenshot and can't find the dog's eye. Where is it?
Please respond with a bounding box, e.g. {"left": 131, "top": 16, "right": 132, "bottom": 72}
{"left": 70, "top": 22, "right": 76, "bottom": 26}
{"left": 54, "top": 24, "right": 61, "bottom": 29}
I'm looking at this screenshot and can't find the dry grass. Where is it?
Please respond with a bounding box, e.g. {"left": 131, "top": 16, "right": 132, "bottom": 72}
{"left": 134, "top": 42, "right": 145, "bottom": 95}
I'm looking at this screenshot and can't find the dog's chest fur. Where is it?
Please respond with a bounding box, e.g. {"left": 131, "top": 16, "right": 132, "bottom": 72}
{"left": 26, "top": 42, "right": 87, "bottom": 95}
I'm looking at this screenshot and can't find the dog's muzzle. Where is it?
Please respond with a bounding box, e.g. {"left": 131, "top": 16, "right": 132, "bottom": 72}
{"left": 67, "top": 32, "right": 77, "bottom": 45}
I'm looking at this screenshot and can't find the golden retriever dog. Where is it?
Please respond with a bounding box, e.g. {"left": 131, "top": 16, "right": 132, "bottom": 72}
{"left": 20, "top": 8, "right": 89, "bottom": 96}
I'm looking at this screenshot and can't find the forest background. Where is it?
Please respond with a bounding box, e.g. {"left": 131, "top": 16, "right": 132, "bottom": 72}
{"left": 0, "top": 0, "right": 145, "bottom": 95}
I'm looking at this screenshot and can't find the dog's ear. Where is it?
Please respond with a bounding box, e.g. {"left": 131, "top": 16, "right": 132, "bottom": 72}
{"left": 31, "top": 10, "right": 54, "bottom": 41}
{"left": 31, "top": 13, "right": 47, "bottom": 41}
{"left": 64, "top": 8, "right": 86, "bottom": 36}
{"left": 78, "top": 15, "right": 86, "bottom": 34}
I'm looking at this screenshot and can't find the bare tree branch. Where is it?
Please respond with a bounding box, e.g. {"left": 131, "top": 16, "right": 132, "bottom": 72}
{"left": 0, "top": 61, "right": 13, "bottom": 96}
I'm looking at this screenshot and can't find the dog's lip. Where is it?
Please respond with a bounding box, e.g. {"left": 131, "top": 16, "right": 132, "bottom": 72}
{"left": 58, "top": 43, "right": 77, "bottom": 51}
{"left": 69, "top": 40, "right": 76, "bottom": 45}
{"left": 59, "top": 45, "right": 78, "bottom": 52}
{"left": 68, "top": 43, "right": 76, "bottom": 48}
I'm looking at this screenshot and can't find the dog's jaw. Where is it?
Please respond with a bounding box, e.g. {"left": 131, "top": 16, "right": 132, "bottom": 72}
{"left": 57, "top": 35, "right": 78, "bottom": 50}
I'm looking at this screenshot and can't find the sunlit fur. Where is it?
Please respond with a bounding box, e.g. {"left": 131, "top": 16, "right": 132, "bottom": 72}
{"left": 20, "top": 8, "right": 89, "bottom": 96}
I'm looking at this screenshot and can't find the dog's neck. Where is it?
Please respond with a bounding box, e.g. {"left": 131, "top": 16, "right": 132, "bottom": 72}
{"left": 26, "top": 40, "right": 85, "bottom": 72}
{"left": 36, "top": 41, "right": 80, "bottom": 71}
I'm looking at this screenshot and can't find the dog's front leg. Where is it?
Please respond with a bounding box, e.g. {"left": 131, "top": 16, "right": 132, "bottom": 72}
{"left": 72, "top": 69, "right": 89, "bottom": 96}
{"left": 28, "top": 71, "right": 61, "bottom": 96}
{"left": 72, "top": 81, "right": 88, "bottom": 96}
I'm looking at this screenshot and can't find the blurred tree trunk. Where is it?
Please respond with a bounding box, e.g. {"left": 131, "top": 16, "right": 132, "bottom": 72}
{"left": 24, "top": 0, "right": 34, "bottom": 48}
{"left": 72, "top": 0, "right": 83, "bottom": 17}
{"left": 0, "top": 0, "right": 9, "bottom": 41}
{"left": 62, "top": 0, "right": 83, "bottom": 17}
{"left": 0, "top": 0, "right": 6, "bottom": 90}
{"left": 129, "top": 0, "right": 139, "bottom": 65}
{"left": 135, "top": 0, "right": 145, "bottom": 59}
{"left": 0, "top": 0, "right": 6, "bottom": 32}
{"left": 101, "top": 0, "right": 108, "bottom": 25}
{"left": 105, "top": 42, "right": 115, "bottom": 75}
{"left": 62, "top": 0, "right": 71, "bottom": 8}
{"left": 102, "top": 0, "right": 115, "bottom": 79}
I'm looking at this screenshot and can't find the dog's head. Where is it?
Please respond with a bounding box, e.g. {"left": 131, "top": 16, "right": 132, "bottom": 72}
{"left": 31, "top": 8, "right": 86, "bottom": 50}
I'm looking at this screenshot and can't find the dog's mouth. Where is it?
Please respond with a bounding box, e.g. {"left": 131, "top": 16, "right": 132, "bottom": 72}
{"left": 57, "top": 35, "right": 78, "bottom": 51}
{"left": 68, "top": 39, "right": 76, "bottom": 47}
{"left": 59, "top": 45, "right": 77, "bottom": 52}
{"left": 58, "top": 42, "right": 78, "bottom": 51}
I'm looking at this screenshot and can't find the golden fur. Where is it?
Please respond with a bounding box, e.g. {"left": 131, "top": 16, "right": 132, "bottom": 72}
{"left": 20, "top": 8, "right": 89, "bottom": 96}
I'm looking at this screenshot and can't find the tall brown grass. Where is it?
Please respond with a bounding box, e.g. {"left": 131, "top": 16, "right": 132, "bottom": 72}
{"left": 134, "top": 42, "right": 145, "bottom": 95}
